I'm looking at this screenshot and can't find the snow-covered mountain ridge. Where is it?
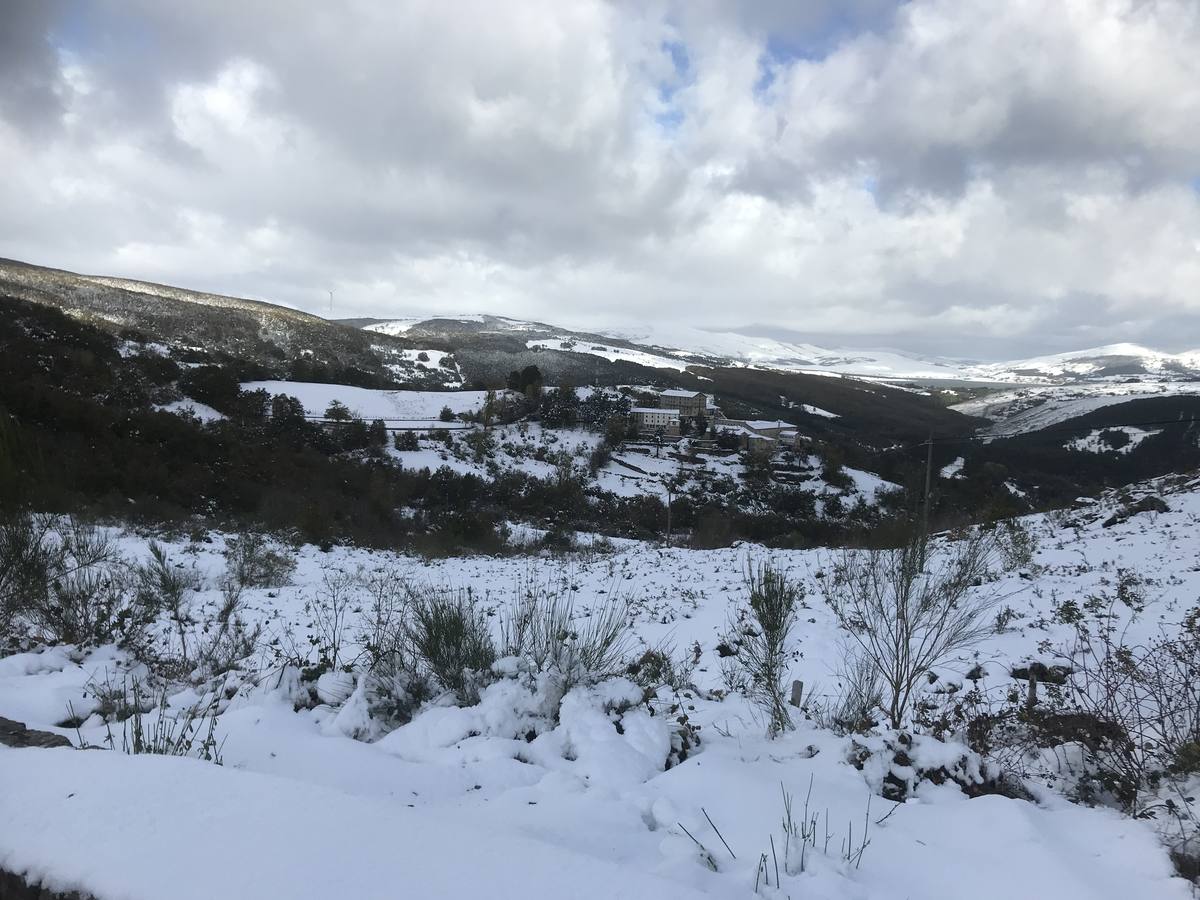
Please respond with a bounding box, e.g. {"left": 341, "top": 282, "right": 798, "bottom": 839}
{"left": 362, "top": 315, "right": 1200, "bottom": 386}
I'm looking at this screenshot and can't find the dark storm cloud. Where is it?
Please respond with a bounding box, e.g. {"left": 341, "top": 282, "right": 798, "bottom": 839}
{"left": 0, "top": 1, "right": 68, "bottom": 132}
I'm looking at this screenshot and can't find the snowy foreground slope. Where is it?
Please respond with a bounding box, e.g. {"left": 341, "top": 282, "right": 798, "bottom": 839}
{"left": 3, "top": 477, "right": 1199, "bottom": 898}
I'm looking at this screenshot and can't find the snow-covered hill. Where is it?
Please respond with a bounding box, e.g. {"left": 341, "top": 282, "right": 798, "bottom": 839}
{"left": 359, "top": 315, "right": 1200, "bottom": 387}
{"left": 969, "top": 343, "right": 1200, "bottom": 383}
{"left": 950, "top": 381, "right": 1200, "bottom": 435}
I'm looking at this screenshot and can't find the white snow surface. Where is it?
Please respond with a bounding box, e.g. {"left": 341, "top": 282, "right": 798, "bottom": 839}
{"left": 527, "top": 337, "right": 691, "bottom": 372}
{"left": 939, "top": 456, "right": 966, "bottom": 479}
{"left": 953, "top": 380, "right": 1200, "bottom": 435}
{"left": 1066, "top": 426, "right": 1163, "bottom": 454}
{"left": 0, "top": 746, "right": 709, "bottom": 900}
{"left": 800, "top": 403, "right": 839, "bottom": 418}
{"left": 3, "top": 475, "right": 1200, "bottom": 898}
{"left": 154, "top": 399, "right": 226, "bottom": 422}
{"left": 241, "top": 381, "right": 488, "bottom": 424}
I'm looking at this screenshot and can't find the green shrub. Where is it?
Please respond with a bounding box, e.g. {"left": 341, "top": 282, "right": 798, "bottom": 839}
{"left": 407, "top": 587, "right": 496, "bottom": 702}
{"left": 223, "top": 532, "right": 296, "bottom": 588}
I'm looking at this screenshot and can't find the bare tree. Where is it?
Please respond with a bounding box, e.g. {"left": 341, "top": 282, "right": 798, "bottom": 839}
{"left": 825, "top": 530, "right": 1000, "bottom": 730}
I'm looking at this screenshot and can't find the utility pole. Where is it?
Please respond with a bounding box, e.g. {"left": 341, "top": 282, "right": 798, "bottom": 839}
{"left": 662, "top": 476, "right": 679, "bottom": 547}
{"left": 919, "top": 430, "right": 934, "bottom": 548}
{"left": 328, "top": 290, "right": 334, "bottom": 314}
{"left": 664, "top": 478, "right": 672, "bottom": 547}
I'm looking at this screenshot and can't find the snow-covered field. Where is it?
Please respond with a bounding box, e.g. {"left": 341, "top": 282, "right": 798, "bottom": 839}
{"left": 154, "top": 398, "right": 226, "bottom": 422}
{"left": 527, "top": 337, "right": 692, "bottom": 372}
{"left": 2, "top": 475, "right": 1198, "bottom": 898}
{"left": 240, "top": 381, "right": 491, "bottom": 425}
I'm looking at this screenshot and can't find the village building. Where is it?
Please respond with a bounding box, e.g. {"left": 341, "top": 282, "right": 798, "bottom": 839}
{"left": 630, "top": 406, "right": 680, "bottom": 436}
{"left": 712, "top": 421, "right": 777, "bottom": 452}
{"left": 741, "top": 419, "right": 796, "bottom": 438}
{"left": 710, "top": 417, "right": 810, "bottom": 451}
{"left": 658, "top": 389, "right": 708, "bottom": 419}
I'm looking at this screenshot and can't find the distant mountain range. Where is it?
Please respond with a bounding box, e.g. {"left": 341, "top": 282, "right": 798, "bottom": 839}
{"left": 356, "top": 314, "right": 1200, "bottom": 386}
{"left": 3, "top": 256, "right": 1198, "bottom": 400}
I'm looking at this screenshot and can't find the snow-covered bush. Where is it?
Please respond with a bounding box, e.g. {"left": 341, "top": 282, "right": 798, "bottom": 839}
{"left": 222, "top": 532, "right": 296, "bottom": 588}
{"left": 136, "top": 542, "right": 202, "bottom": 668}
{"left": 847, "top": 730, "right": 1013, "bottom": 802}
{"left": 1, "top": 514, "right": 160, "bottom": 651}
{"left": 407, "top": 586, "right": 496, "bottom": 703}
{"left": 500, "top": 576, "right": 632, "bottom": 700}
{"left": 378, "top": 674, "right": 677, "bottom": 786}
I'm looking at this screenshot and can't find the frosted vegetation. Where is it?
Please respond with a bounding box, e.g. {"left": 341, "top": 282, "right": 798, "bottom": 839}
{"left": 2, "top": 473, "right": 1199, "bottom": 898}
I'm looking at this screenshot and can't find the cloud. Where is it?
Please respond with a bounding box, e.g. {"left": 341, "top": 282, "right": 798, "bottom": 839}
{"left": 0, "top": 0, "right": 1198, "bottom": 357}
{"left": 0, "top": 1, "right": 68, "bottom": 132}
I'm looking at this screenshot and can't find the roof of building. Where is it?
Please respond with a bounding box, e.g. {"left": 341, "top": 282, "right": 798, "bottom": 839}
{"left": 630, "top": 406, "right": 679, "bottom": 416}
{"left": 713, "top": 423, "right": 775, "bottom": 440}
{"left": 660, "top": 389, "right": 703, "bottom": 398}
{"left": 745, "top": 419, "right": 796, "bottom": 430}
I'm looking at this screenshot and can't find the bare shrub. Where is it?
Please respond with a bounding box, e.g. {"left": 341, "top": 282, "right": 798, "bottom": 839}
{"left": 356, "top": 568, "right": 411, "bottom": 675}
{"left": 192, "top": 576, "right": 262, "bottom": 679}
{"left": 304, "top": 569, "right": 358, "bottom": 672}
{"left": 826, "top": 529, "right": 1001, "bottom": 730}
{"left": 1050, "top": 607, "right": 1200, "bottom": 814}
{"left": 811, "top": 653, "right": 885, "bottom": 735}
{"left": 721, "top": 561, "right": 803, "bottom": 738}
{"left": 223, "top": 532, "right": 296, "bottom": 588}
{"left": 94, "top": 679, "right": 223, "bottom": 763}
{"left": 997, "top": 518, "right": 1038, "bottom": 571}
{"left": 963, "top": 603, "right": 1200, "bottom": 879}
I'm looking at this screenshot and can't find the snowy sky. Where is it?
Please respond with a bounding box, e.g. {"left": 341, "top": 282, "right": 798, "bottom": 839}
{"left": 2, "top": 0, "right": 1199, "bottom": 358}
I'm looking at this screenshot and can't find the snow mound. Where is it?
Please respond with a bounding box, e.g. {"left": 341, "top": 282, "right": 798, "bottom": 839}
{"left": 0, "top": 747, "right": 707, "bottom": 900}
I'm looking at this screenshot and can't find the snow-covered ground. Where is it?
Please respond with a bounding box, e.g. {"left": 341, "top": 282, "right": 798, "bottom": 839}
{"left": 392, "top": 424, "right": 603, "bottom": 481}
{"left": 952, "top": 380, "right": 1200, "bottom": 434}
{"left": 968, "top": 343, "right": 1200, "bottom": 382}
{"left": 155, "top": 398, "right": 226, "bottom": 422}
{"left": 530, "top": 330, "right": 977, "bottom": 380}
{"left": 2, "top": 475, "right": 1198, "bottom": 898}
{"left": 240, "top": 381, "right": 491, "bottom": 425}
{"left": 1066, "top": 426, "right": 1163, "bottom": 454}
{"left": 527, "top": 337, "right": 692, "bottom": 372}
{"left": 939, "top": 456, "right": 966, "bottom": 479}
